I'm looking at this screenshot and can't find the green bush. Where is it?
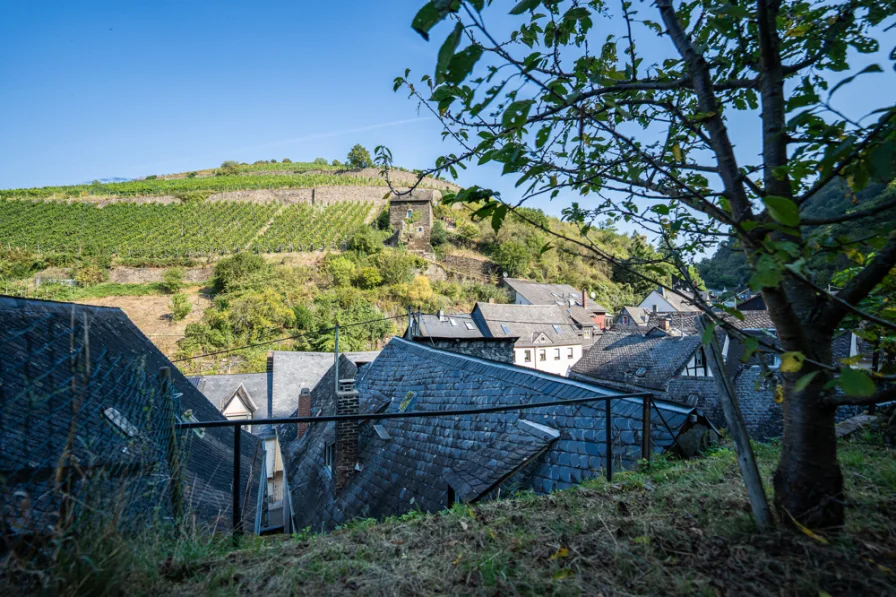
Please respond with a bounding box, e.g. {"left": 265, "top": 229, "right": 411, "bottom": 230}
{"left": 347, "top": 227, "right": 385, "bottom": 255}
{"left": 314, "top": 157, "right": 329, "bottom": 165}
{"left": 162, "top": 267, "right": 186, "bottom": 293}
{"left": 492, "top": 240, "right": 530, "bottom": 277}
{"left": 170, "top": 292, "right": 192, "bottom": 321}
{"left": 376, "top": 208, "right": 392, "bottom": 231}
{"left": 456, "top": 223, "right": 480, "bottom": 244}
{"left": 213, "top": 253, "right": 267, "bottom": 293}
{"left": 186, "top": 172, "right": 198, "bottom": 178}
{"left": 326, "top": 256, "right": 356, "bottom": 287}
{"left": 216, "top": 161, "right": 239, "bottom": 176}
{"left": 374, "top": 249, "right": 417, "bottom": 285}
{"left": 75, "top": 264, "right": 107, "bottom": 287}
{"left": 430, "top": 221, "right": 448, "bottom": 246}
{"left": 354, "top": 266, "right": 383, "bottom": 289}
{"left": 282, "top": 158, "right": 291, "bottom": 163}
{"left": 144, "top": 175, "right": 157, "bottom": 180}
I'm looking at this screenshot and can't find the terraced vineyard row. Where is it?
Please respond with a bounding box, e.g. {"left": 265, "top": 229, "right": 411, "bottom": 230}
{"left": 0, "top": 199, "right": 376, "bottom": 258}
{"left": 252, "top": 201, "right": 374, "bottom": 252}
{"left": 0, "top": 173, "right": 387, "bottom": 200}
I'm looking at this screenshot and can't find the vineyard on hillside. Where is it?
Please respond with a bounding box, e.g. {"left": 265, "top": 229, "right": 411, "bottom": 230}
{"left": 0, "top": 199, "right": 376, "bottom": 258}
{"left": 0, "top": 173, "right": 388, "bottom": 200}
{"left": 252, "top": 201, "right": 374, "bottom": 252}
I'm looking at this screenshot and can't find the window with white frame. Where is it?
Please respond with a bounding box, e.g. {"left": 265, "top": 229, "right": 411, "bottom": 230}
{"left": 567, "top": 347, "right": 574, "bottom": 359}
{"left": 554, "top": 348, "right": 561, "bottom": 360}
{"left": 524, "top": 350, "right": 532, "bottom": 362}
{"left": 539, "top": 349, "right": 546, "bottom": 361}
{"left": 583, "top": 329, "right": 591, "bottom": 339}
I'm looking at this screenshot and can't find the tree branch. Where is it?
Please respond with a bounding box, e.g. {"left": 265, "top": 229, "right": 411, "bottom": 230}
{"left": 823, "top": 386, "right": 896, "bottom": 407}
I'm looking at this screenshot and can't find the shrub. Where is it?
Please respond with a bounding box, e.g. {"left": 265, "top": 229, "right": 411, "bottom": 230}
{"left": 331, "top": 159, "right": 343, "bottom": 168}
{"left": 354, "top": 266, "right": 383, "bottom": 289}
{"left": 282, "top": 158, "right": 291, "bottom": 163}
{"left": 457, "top": 223, "right": 480, "bottom": 244}
{"left": 375, "top": 250, "right": 416, "bottom": 285}
{"left": 270, "top": 159, "right": 278, "bottom": 163}
{"left": 376, "top": 208, "right": 392, "bottom": 231}
{"left": 186, "top": 172, "right": 198, "bottom": 178}
{"left": 347, "top": 227, "right": 385, "bottom": 255}
{"left": 314, "top": 157, "right": 328, "bottom": 165}
{"left": 213, "top": 253, "right": 267, "bottom": 293}
{"left": 406, "top": 276, "right": 435, "bottom": 308}
{"left": 170, "top": 292, "right": 192, "bottom": 321}
{"left": 346, "top": 144, "right": 373, "bottom": 169}
{"left": 326, "top": 256, "right": 356, "bottom": 287}
{"left": 227, "top": 288, "right": 295, "bottom": 341}
{"left": 216, "top": 161, "right": 239, "bottom": 176}
{"left": 162, "top": 267, "right": 186, "bottom": 293}
{"left": 430, "top": 221, "right": 448, "bottom": 246}
{"left": 144, "top": 175, "right": 158, "bottom": 180}
{"left": 75, "top": 265, "right": 107, "bottom": 287}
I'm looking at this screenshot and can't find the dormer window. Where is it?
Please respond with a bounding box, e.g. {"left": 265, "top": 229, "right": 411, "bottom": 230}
{"left": 684, "top": 349, "right": 709, "bottom": 377}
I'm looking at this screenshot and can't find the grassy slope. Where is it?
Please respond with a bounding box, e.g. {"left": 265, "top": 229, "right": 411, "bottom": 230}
{"left": 137, "top": 439, "right": 895, "bottom": 596}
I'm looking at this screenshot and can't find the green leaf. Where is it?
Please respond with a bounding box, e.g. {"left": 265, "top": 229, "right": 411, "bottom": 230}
{"left": 763, "top": 195, "right": 800, "bottom": 227}
{"left": 829, "top": 64, "right": 884, "bottom": 98}
{"left": 794, "top": 371, "right": 819, "bottom": 392}
{"left": 444, "top": 44, "right": 484, "bottom": 85}
{"left": 749, "top": 254, "right": 783, "bottom": 290}
{"left": 510, "top": 0, "right": 540, "bottom": 15}
{"left": 436, "top": 22, "right": 464, "bottom": 84}
{"left": 491, "top": 204, "right": 509, "bottom": 233}
{"left": 838, "top": 366, "right": 876, "bottom": 397}
{"left": 868, "top": 139, "right": 896, "bottom": 182}
{"left": 539, "top": 242, "right": 553, "bottom": 255}
{"left": 412, "top": 2, "right": 448, "bottom": 41}
{"left": 779, "top": 351, "right": 805, "bottom": 373}
{"left": 502, "top": 99, "right": 535, "bottom": 129}
{"left": 701, "top": 322, "right": 716, "bottom": 346}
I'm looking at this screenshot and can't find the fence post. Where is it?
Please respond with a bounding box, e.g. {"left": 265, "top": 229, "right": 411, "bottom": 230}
{"left": 233, "top": 425, "right": 243, "bottom": 539}
{"left": 605, "top": 398, "right": 613, "bottom": 482}
{"left": 641, "top": 394, "right": 651, "bottom": 465}
{"left": 160, "top": 367, "right": 184, "bottom": 521}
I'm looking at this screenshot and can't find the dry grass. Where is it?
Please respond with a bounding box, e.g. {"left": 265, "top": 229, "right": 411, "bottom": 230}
{"left": 132, "top": 438, "right": 896, "bottom": 597}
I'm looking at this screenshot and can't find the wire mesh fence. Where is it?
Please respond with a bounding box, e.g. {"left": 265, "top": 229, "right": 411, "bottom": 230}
{"left": 0, "top": 307, "right": 188, "bottom": 587}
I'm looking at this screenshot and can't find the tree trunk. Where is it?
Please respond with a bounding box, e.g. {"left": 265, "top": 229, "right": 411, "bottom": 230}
{"left": 772, "top": 333, "right": 845, "bottom": 529}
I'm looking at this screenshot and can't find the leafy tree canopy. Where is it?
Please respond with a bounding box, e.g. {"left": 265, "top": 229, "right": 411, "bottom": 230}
{"left": 346, "top": 144, "right": 373, "bottom": 169}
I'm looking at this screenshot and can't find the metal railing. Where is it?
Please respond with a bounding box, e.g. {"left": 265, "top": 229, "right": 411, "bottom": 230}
{"left": 175, "top": 391, "right": 691, "bottom": 537}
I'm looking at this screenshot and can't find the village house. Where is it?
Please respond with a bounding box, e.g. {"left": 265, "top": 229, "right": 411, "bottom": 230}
{"left": 409, "top": 310, "right": 516, "bottom": 363}
{"left": 502, "top": 278, "right": 609, "bottom": 329}
{"left": 387, "top": 189, "right": 440, "bottom": 252}
{"left": 277, "top": 337, "right": 715, "bottom": 532}
{"left": 471, "top": 302, "right": 595, "bottom": 375}
{"left": 189, "top": 349, "right": 379, "bottom": 532}
{"left": 0, "top": 297, "right": 263, "bottom": 535}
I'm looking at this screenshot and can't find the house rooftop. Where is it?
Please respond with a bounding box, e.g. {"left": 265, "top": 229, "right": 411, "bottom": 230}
{"left": 474, "top": 302, "right": 581, "bottom": 346}
{"left": 503, "top": 278, "right": 608, "bottom": 312}
{"left": 416, "top": 312, "right": 484, "bottom": 339}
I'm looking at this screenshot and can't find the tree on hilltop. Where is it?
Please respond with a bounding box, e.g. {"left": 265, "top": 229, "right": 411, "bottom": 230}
{"left": 384, "top": 0, "right": 896, "bottom": 530}
{"left": 346, "top": 144, "right": 373, "bottom": 169}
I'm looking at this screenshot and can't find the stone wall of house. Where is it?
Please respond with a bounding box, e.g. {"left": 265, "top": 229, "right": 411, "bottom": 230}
{"left": 412, "top": 338, "right": 515, "bottom": 363}
{"left": 389, "top": 199, "right": 434, "bottom": 251}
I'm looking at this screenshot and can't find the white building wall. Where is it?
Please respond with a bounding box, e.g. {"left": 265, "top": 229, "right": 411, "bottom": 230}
{"left": 513, "top": 344, "right": 582, "bottom": 376}
{"left": 638, "top": 291, "right": 678, "bottom": 313}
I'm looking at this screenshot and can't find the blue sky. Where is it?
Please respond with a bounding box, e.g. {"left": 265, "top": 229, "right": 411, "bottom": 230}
{"left": 1, "top": 1, "right": 893, "bottom": 221}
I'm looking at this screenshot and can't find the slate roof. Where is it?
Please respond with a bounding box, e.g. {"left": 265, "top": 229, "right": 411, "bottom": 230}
{"left": 269, "top": 350, "right": 379, "bottom": 432}
{"left": 390, "top": 189, "right": 440, "bottom": 203}
{"left": 0, "top": 296, "right": 262, "bottom": 534}
{"left": 615, "top": 306, "right": 652, "bottom": 327}
{"left": 192, "top": 372, "right": 269, "bottom": 412}
{"left": 473, "top": 303, "right": 583, "bottom": 347}
{"left": 571, "top": 330, "right": 702, "bottom": 391}
{"left": 279, "top": 337, "right": 709, "bottom": 531}
{"left": 646, "top": 288, "right": 702, "bottom": 312}
{"left": 503, "top": 278, "right": 608, "bottom": 312}
{"left": 416, "top": 313, "right": 484, "bottom": 339}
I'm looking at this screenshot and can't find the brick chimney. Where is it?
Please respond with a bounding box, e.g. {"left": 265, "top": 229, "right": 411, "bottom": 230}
{"left": 335, "top": 378, "right": 359, "bottom": 490}
{"left": 297, "top": 387, "right": 311, "bottom": 440}
{"left": 582, "top": 288, "right": 587, "bottom": 309}
{"left": 659, "top": 316, "right": 671, "bottom": 332}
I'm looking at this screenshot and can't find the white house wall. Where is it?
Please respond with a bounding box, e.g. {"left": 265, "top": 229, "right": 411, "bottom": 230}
{"left": 513, "top": 344, "right": 582, "bottom": 376}
{"left": 638, "top": 291, "right": 678, "bottom": 313}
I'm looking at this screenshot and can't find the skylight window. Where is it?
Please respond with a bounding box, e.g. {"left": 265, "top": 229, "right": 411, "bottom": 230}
{"left": 552, "top": 324, "right": 563, "bottom": 334}
{"left": 103, "top": 407, "right": 139, "bottom": 438}
{"left": 373, "top": 425, "right": 391, "bottom": 440}
{"left": 464, "top": 321, "right": 475, "bottom": 330}
{"left": 500, "top": 324, "right": 511, "bottom": 334}
{"left": 635, "top": 367, "right": 647, "bottom": 376}
{"left": 449, "top": 318, "right": 457, "bottom": 326}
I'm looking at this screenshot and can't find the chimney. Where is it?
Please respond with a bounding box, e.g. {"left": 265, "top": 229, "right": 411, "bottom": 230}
{"left": 659, "top": 316, "right": 670, "bottom": 332}
{"left": 266, "top": 351, "right": 274, "bottom": 373}
{"left": 335, "top": 377, "right": 359, "bottom": 490}
{"left": 438, "top": 309, "right": 446, "bottom": 322}
{"left": 582, "top": 288, "right": 587, "bottom": 308}
{"left": 297, "top": 387, "right": 311, "bottom": 440}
